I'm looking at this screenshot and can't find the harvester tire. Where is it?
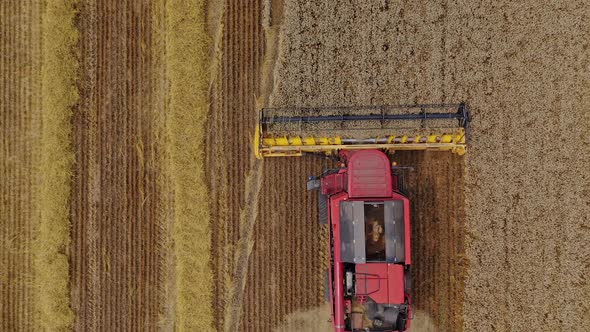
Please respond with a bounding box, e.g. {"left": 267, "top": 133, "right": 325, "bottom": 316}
{"left": 397, "top": 318, "right": 407, "bottom": 332}
{"left": 404, "top": 267, "right": 411, "bottom": 293}
{"left": 318, "top": 194, "right": 328, "bottom": 225}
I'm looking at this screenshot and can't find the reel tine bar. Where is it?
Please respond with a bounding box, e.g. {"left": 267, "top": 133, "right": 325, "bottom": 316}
{"left": 260, "top": 103, "right": 470, "bottom": 134}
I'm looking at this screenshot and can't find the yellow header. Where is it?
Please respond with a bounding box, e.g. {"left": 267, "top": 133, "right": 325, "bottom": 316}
{"left": 254, "top": 124, "right": 467, "bottom": 159}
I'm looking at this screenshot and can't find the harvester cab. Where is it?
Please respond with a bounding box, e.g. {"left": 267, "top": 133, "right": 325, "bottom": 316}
{"left": 253, "top": 104, "right": 469, "bottom": 332}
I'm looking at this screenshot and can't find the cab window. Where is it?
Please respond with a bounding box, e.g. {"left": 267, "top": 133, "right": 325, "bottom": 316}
{"left": 364, "top": 203, "right": 385, "bottom": 261}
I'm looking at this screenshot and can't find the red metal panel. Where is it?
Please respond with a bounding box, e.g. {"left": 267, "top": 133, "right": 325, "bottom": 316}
{"left": 346, "top": 150, "right": 392, "bottom": 198}
{"left": 321, "top": 172, "right": 346, "bottom": 195}
{"left": 355, "top": 263, "right": 405, "bottom": 304}
{"left": 330, "top": 192, "right": 348, "bottom": 260}
{"left": 355, "top": 263, "right": 389, "bottom": 304}
{"left": 386, "top": 264, "right": 405, "bottom": 304}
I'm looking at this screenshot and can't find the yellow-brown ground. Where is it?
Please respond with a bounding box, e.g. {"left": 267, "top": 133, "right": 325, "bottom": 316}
{"left": 3, "top": 1, "right": 213, "bottom": 330}
{"left": 207, "top": 1, "right": 333, "bottom": 331}
{"left": 70, "top": 2, "right": 167, "bottom": 330}
{"left": 70, "top": 0, "right": 213, "bottom": 330}
{"left": 0, "top": 2, "right": 43, "bottom": 330}
{"left": 2, "top": 1, "right": 78, "bottom": 330}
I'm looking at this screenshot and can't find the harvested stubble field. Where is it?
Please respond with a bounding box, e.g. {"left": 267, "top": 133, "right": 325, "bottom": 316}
{"left": 2, "top": 0, "right": 77, "bottom": 330}
{"left": 71, "top": 1, "right": 213, "bottom": 330}
{"left": 2, "top": 0, "right": 213, "bottom": 331}
{"left": 70, "top": 1, "right": 167, "bottom": 330}
{"left": 1, "top": 2, "right": 43, "bottom": 330}
{"left": 207, "top": 1, "right": 333, "bottom": 331}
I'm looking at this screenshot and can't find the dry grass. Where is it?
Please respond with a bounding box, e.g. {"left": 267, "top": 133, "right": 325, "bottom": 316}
{"left": 36, "top": 0, "right": 78, "bottom": 330}
{"left": 165, "top": 0, "right": 213, "bottom": 330}
{"left": 273, "top": 304, "right": 333, "bottom": 332}
{"left": 410, "top": 311, "right": 438, "bottom": 332}
{"left": 206, "top": 1, "right": 230, "bottom": 327}
{"left": 259, "top": 26, "right": 279, "bottom": 108}
{"left": 151, "top": 0, "right": 177, "bottom": 329}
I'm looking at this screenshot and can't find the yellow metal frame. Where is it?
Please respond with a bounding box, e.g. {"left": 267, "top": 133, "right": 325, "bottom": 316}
{"left": 254, "top": 124, "right": 467, "bottom": 159}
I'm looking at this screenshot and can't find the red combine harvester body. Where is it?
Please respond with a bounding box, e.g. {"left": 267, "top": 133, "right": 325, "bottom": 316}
{"left": 308, "top": 150, "right": 412, "bottom": 332}
{"left": 257, "top": 104, "right": 469, "bottom": 330}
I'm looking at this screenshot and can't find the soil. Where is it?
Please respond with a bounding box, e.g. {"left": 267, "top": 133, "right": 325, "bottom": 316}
{"left": 69, "top": 1, "right": 167, "bottom": 330}
{"left": 0, "top": 2, "right": 42, "bottom": 330}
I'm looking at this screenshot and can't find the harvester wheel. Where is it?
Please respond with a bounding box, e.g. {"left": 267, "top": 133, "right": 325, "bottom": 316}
{"left": 404, "top": 267, "right": 411, "bottom": 293}
{"left": 397, "top": 318, "right": 407, "bottom": 332}
{"left": 318, "top": 194, "right": 328, "bottom": 225}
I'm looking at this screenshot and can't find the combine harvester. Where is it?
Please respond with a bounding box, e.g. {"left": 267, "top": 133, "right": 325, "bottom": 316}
{"left": 254, "top": 104, "right": 469, "bottom": 332}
